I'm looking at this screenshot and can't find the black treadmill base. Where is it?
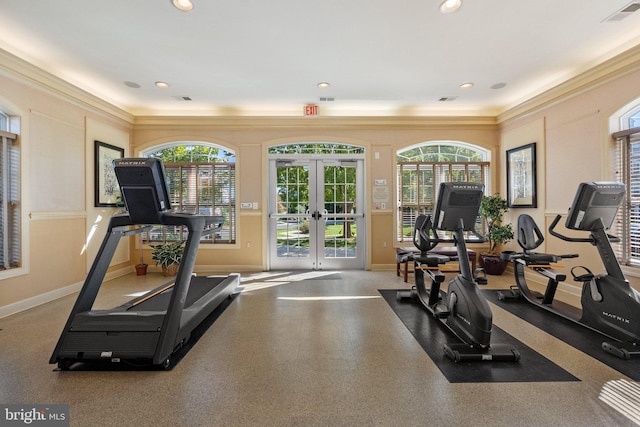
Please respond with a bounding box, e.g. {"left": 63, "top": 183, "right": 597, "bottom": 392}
{"left": 55, "top": 293, "right": 237, "bottom": 371}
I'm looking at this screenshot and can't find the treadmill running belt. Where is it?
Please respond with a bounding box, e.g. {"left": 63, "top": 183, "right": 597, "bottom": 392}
{"left": 132, "top": 276, "right": 227, "bottom": 311}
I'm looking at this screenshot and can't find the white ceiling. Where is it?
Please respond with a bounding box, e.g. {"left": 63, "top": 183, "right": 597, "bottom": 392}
{"left": 1, "top": 0, "right": 640, "bottom": 117}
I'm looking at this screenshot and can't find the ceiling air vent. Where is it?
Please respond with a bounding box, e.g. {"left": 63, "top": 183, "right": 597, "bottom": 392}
{"left": 603, "top": 2, "right": 640, "bottom": 22}
{"left": 438, "top": 96, "right": 458, "bottom": 102}
{"left": 319, "top": 96, "right": 335, "bottom": 102}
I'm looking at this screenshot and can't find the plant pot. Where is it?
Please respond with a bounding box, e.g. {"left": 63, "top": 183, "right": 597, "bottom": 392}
{"left": 161, "top": 263, "right": 179, "bottom": 277}
{"left": 480, "top": 254, "right": 508, "bottom": 275}
{"left": 135, "top": 263, "right": 148, "bottom": 276}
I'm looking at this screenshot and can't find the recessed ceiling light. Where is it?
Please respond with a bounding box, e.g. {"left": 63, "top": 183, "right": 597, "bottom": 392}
{"left": 155, "top": 81, "right": 170, "bottom": 89}
{"left": 124, "top": 81, "right": 141, "bottom": 88}
{"left": 172, "top": 0, "right": 194, "bottom": 11}
{"left": 459, "top": 82, "right": 474, "bottom": 89}
{"left": 439, "top": 0, "right": 462, "bottom": 14}
{"left": 317, "top": 82, "right": 331, "bottom": 89}
{"left": 491, "top": 82, "right": 507, "bottom": 89}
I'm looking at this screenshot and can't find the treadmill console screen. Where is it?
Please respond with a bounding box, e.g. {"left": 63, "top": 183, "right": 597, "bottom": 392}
{"left": 565, "top": 181, "right": 625, "bottom": 231}
{"left": 113, "top": 158, "right": 172, "bottom": 224}
{"left": 433, "top": 182, "right": 484, "bottom": 231}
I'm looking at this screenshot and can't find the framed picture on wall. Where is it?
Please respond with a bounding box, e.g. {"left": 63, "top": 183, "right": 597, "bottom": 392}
{"left": 506, "top": 142, "right": 537, "bottom": 208}
{"left": 94, "top": 140, "right": 124, "bottom": 207}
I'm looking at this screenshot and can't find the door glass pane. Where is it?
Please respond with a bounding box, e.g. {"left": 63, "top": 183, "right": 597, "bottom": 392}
{"left": 323, "top": 165, "right": 357, "bottom": 259}
{"left": 276, "top": 165, "right": 308, "bottom": 214}
{"left": 277, "top": 216, "right": 310, "bottom": 259}
{"left": 323, "top": 215, "right": 357, "bottom": 258}
{"left": 276, "top": 165, "right": 310, "bottom": 260}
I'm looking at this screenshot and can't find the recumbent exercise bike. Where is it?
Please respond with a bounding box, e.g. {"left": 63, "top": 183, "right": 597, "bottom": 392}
{"left": 499, "top": 181, "right": 640, "bottom": 359}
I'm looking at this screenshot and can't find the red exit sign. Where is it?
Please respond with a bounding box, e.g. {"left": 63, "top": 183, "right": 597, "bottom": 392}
{"left": 304, "top": 104, "right": 319, "bottom": 116}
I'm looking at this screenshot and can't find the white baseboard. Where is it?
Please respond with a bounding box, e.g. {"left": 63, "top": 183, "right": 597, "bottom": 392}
{"left": 0, "top": 281, "right": 82, "bottom": 319}
{"left": 0, "top": 266, "right": 132, "bottom": 319}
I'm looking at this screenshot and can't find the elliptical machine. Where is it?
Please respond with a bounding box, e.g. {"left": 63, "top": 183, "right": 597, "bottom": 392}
{"left": 397, "top": 182, "right": 520, "bottom": 362}
{"left": 500, "top": 182, "right": 640, "bottom": 359}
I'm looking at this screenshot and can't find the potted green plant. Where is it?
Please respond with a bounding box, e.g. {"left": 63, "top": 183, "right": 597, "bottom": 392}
{"left": 479, "top": 194, "right": 514, "bottom": 275}
{"left": 151, "top": 240, "right": 185, "bottom": 276}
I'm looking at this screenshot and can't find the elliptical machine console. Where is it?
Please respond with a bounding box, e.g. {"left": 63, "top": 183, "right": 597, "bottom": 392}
{"left": 397, "top": 182, "right": 520, "bottom": 362}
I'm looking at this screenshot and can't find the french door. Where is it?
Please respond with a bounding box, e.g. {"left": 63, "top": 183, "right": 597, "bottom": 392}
{"left": 268, "top": 157, "right": 365, "bottom": 270}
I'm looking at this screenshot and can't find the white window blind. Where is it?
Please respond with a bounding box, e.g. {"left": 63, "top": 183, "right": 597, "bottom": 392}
{"left": 613, "top": 128, "right": 640, "bottom": 265}
{"left": 144, "top": 162, "right": 236, "bottom": 244}
{"left": 0, "top": 130, "right": 20, "bottom": 270}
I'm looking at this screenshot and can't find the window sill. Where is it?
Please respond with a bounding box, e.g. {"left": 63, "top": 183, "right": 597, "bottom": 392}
{"left": 622, "top": 265, "right": 640, "bottom": 278}
{"left": 0, "top": 266, "right": 27, "bottom": 281}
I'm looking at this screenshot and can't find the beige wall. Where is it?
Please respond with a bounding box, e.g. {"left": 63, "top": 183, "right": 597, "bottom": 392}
{"left": 3, "top": 44, "right": 640, "bottom": 315}
{"left": 0, "top": 53, "right": 133, "bottom": 316}
{"left": 131, "top": 119, "right": 499, "bottom": 271}
{"left": 498, "top": 51, "right": 640, "bottom": 289}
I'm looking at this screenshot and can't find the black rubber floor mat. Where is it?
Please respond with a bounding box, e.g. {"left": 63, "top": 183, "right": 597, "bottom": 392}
{"left": 380, "top": 289, "right": 579, "bottom": 383}
{"left": 483, "top": 289, "right": 640, "bottom": 380}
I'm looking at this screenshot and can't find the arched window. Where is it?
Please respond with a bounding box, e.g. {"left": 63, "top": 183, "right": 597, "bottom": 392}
{"left": 143, "top": 143, "right": 236, "bottom": 244}
{"left": 396, "top": 141, "right": 489, "bottom": 242}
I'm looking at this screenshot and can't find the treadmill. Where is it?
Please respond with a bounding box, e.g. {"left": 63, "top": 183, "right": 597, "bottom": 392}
{"left": 50, "top": 158, "right": 239, "bottom": 370}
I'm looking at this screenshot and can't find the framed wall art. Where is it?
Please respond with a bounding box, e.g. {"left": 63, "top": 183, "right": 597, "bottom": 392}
{"left": 506, "top": 142, "right": 537, "bottom": 208}
{"left": 94, "top": 140, "right": 124, "bottom": 207}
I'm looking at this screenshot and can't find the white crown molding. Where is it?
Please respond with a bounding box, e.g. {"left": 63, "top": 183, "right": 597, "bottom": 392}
{"left": 498, "top": 44, "right": 640, "bottom": 124}
{"left": 0, "top": 48, "right": 133, "bottom": 124}
{"left": 133, "top": 115, "right": 498, "bottom": 130}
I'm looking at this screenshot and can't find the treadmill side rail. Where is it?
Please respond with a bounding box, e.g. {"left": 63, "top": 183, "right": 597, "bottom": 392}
{"left": 50, "top": 214, "right": 238, "bottom": 369}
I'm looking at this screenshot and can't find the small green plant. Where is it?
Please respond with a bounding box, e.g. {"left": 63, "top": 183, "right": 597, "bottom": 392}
{"left": 150, "top": 241, "right": 185, "bottom": 267}
{"left": 479, "top": 194, "right": 514, "bottom": 255}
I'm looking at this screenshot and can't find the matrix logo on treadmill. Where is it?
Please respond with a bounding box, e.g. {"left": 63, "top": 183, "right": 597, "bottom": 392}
{"left": 118, "top": 160, "right": 147, "bottom": 166}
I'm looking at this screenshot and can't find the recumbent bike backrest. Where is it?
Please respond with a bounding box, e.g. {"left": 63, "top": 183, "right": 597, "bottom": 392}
{"left": 517, "top": 214, "right": 544, "bottom": 252}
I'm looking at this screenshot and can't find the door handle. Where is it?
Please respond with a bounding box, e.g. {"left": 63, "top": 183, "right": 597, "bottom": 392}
{"left": 311, "top": 211, "right": 323, "bottom": 220}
